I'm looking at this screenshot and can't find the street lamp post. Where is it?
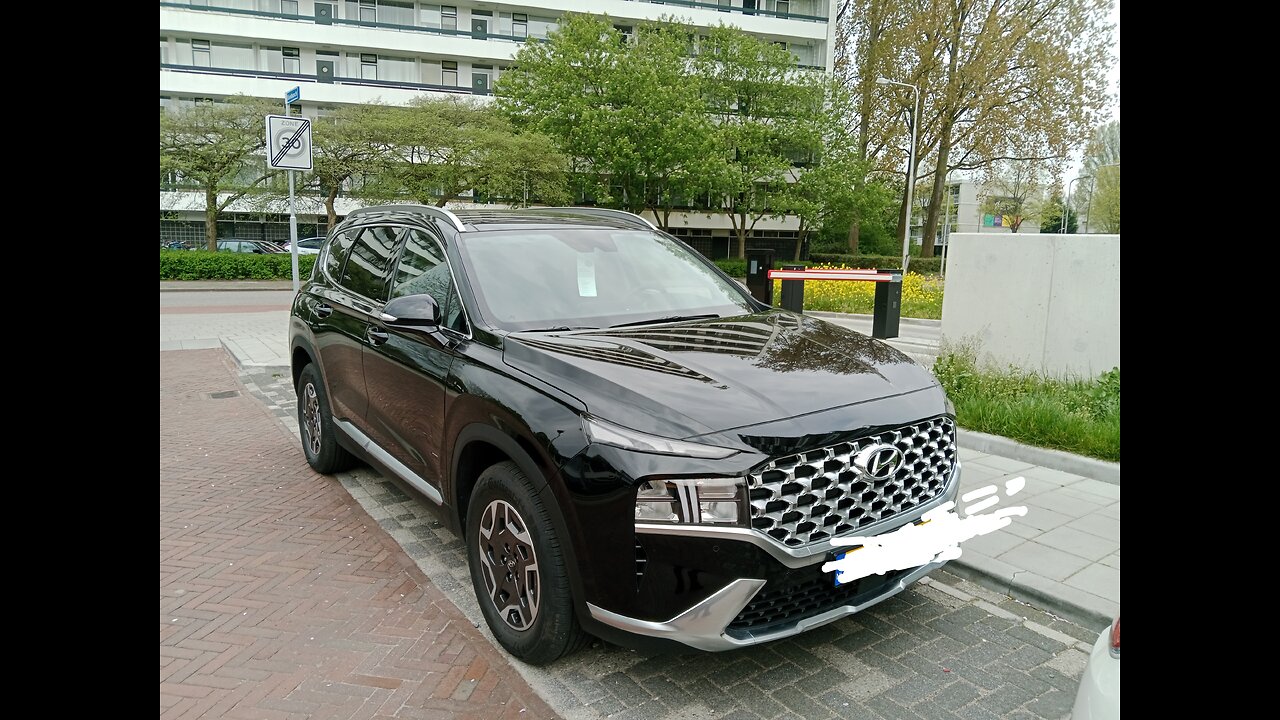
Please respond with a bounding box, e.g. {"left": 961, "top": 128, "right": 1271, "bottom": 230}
{"left": 1063, "top": 175, "right": 1091, "bottom": 234}
{"left": 877, "top": 77, "right": 919, "bottom": 273}
{"left": 1084, "top": 163, "right": 1119, "bottom": 233}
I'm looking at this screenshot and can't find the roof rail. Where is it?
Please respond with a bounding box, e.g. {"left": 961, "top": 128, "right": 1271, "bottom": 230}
{"left": 345, "top": 204, "right": 467, "bottom": 232}
{"left": 535, "top": 207, "right": 657, "bottom": 231}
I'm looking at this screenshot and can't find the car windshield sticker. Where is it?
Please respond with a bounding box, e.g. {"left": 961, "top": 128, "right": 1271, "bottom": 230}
{"left": 577, "top": 253, "right": 598, "bottom": 297}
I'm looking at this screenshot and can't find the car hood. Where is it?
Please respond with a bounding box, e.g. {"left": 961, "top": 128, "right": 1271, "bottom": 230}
{"left": 502, "top": 311, "right": 941, "bottom": 439}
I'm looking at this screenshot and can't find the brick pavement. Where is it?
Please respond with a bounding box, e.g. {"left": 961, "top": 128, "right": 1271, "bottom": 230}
{"left": 160, "top": 348, "right": 557, "bottom": 720}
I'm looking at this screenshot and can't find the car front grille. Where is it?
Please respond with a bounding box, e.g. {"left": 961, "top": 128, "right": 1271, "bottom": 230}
{"left": 727, "top": 567, "right": 914, "bottom": 633}
{"left": 746, "top": 417, "right": 957, "bottom": 548}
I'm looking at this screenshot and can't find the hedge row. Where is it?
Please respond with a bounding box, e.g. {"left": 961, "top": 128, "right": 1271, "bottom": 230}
{"left": 808, "top": 254, "right": 942, "bottom": 273}
{"left": 160, "top": 250, "right": 317, "bottom": 280}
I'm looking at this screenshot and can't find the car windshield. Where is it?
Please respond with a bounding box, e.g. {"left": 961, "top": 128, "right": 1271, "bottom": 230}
{"left": 456, "top": 229, "right": 755, "bottom": 332}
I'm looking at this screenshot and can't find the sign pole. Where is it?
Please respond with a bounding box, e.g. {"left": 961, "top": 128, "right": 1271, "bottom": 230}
{"left": 285, "top": 91, "right": 300, "bottom": 293}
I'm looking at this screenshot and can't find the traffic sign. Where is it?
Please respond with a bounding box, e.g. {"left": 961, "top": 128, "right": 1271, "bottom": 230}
{"left": 266, "top": 115, "right": 312, "bottom": 171}
{"left": 285, "top": 86, "right": 300, "bottom": 105}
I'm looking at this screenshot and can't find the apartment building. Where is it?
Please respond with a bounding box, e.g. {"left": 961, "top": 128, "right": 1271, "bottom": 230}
{"left": 160, "top": 0, "right": 837, "bottom": 256}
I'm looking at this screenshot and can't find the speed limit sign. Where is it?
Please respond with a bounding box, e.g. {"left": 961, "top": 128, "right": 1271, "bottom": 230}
{"left": 265, "top": 115, "right": 312, "bottom": 171}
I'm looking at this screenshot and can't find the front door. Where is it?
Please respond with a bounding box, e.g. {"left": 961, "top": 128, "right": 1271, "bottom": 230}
{"left": 471, "top": 17, "right": 488, "bottom": 39}
{"left": 472, "top": 72, "right": 490, "bottom": 95}
{"left": 361, "top": 227, "right": 458, "bottom": 493}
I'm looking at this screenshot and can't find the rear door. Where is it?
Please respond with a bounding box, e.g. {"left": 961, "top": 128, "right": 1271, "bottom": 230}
{"left": 302, "top": 226, "right": 397, "bottom": 423}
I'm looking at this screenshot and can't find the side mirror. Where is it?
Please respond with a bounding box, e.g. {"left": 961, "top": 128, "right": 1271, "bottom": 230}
{"left": 381, "top": 293, "right": 440, "bottom": 328}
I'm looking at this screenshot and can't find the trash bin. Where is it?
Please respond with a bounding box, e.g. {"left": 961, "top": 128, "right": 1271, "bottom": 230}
{"left": 871, "top": 268, "right": 903, "bottom": 339}
{"left": 745, "top": 249, "right": 775, "bottom": 305}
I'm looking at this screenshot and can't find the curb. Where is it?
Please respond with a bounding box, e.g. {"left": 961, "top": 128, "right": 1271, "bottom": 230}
{"left": 946, "top": 558, "right": 1115, "bottom": 631}
{"left": 807, "top": 310, "right": 942, "bottom": 328}
{"left": 958, "top": 429, "right": 1120, "bottom": 485}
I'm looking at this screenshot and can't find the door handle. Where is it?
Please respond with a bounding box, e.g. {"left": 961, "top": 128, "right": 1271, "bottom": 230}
{"left": 314, "top": 303, "right": 333, "bottom": 319}
{"left": 366, "top": 327, "right": 389, "bottom": 346}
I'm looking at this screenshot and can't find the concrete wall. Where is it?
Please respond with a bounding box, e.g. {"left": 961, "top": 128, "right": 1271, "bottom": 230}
{"left": 940, "top": 233, "right": 1119, "bottom": 377}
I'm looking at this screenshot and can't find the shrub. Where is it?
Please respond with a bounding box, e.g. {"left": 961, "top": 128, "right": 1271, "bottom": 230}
{"left": 160, "top": 249, "right": 317, "bottom": 280}
{"left": 933, "top": 341, "right": 1120, "bottom": 461}
{"left": 808, "top": 254, "right": 941, "bottom": 274}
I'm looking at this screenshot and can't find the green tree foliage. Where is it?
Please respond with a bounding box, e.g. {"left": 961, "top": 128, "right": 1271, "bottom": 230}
{"left": 696, "top": 25, "right": 830, "bottom": 258}
{"left": 1081, "top": 120, "right": 1119, "bottom": 232}
{"left": 384, "top": 97, "right": 569, "bottom": 208}
{"left": 498, "top": 14, "right": 843, "bottom": 255}
{"left": 306, "top": 103, "right": 398, "bottom": 228}
{"left": 496, "top": 14, "right": 712, "bottom": 225}
{"left": 1040, "top": 189, "right": 1078, "bottom": 233}
{"left": 160, "top": 96, "right": 280, "bottom": 250}
{"left": 842, "top": 0, "right": 1115, "bottom": 256}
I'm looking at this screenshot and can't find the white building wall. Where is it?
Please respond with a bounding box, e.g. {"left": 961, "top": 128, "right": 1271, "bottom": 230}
{"left": 940, "top": 233, "right": 1120, "bottom": 377}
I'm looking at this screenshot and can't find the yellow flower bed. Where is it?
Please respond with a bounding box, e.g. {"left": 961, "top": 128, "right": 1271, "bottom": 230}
{"left": 772, "top": 265, "right": 945, "bottom": 319}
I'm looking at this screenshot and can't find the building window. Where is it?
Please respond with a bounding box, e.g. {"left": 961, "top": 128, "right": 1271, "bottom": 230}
{"left": 513, "top": 13, "right": 527, "bottom": 38}
{"left": 442, "top": 61, "right": 458, "bottom": 86}
{"left": 441, "top": 6, "right": 457, "bottom": 31}
{"left": 160, "top": 38, "right": 168, "bottom": 64}
{"left": 361, "top": 53, "right": 378, "bottom": 80}
{"left": 282, "top": 0, "right": 298, "bottom": 14}
{"left": 776, "top": 1, "right": 790, "bottom": 15}
{"left": 283, "top": 47, "right": 300, "bottom": 74}
{"left": 718, "top": 0, "right": 731, "bottom": 11}
{"left": 359, "top": 0, "right": 375, "bottom": 22}
{"left": 192, "top": 39, "right": 211, "bottom": 67}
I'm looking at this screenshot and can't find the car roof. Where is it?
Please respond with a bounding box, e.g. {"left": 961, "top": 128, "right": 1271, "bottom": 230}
{"left": 452, "top": 209, "right": 646, "bottom": 232}
{"left": 340, "top": 205, "right": 655, "bottom": 234}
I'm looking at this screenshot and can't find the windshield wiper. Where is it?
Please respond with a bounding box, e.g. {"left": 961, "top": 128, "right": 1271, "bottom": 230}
{"left": 608, "top": 314, "right": 720, "bottom": 329}
{"left": 518, "top": 325, "right": 600, "bottom": 333}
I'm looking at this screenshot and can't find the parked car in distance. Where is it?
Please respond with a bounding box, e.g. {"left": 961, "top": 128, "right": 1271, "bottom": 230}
{"left": 1072, "top": 616, "right": 1120, "bottom": 720}
{"left": 215, "top": 239, "right": 286, "bottom": 254}
{"left": 289, "top": 205, "right": 960, "bottom": 665}
{"left": 282, "top": 236, "right": 325, "bottom": 255}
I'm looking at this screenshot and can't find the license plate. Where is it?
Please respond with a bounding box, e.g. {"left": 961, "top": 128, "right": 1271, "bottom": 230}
{"left": 832, "top": 547, "right": 863, "bottom": 587}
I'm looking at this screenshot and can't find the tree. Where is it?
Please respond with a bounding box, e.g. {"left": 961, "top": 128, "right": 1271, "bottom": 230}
{"left": 698, "top": 25, "right": 825, "bottom": 258}
{"left": 1081, "top": 120, "right": 1119, "bottom": 232}
{"left": 842, "top": 0, "right": 1115, "bottom": 256}
{"left": 160, "top": 97, "right": 279, "bottom": 250}
{"left": 385, "top": 97, "right": 569, "bottom": 208}
{"left": 306, "top": 103, "right": 398, "bottom": 228}
{"left": 977, "top": 159, "right": 1051, "bottom": 233}
{"left": 496, "top": 14, "right": 714, "bottom": 228}
{"left": 1040, "top": 189, "right": 1078, "bottom": 233}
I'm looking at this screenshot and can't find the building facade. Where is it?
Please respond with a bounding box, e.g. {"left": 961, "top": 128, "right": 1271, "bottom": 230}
{"left": 160, "top": 0, "right": 837, "bottom": 257}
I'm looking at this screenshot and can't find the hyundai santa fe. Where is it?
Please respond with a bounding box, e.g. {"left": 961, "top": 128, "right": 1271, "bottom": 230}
{"left": 289, "top": 204, "right": 961, "bottom": 664}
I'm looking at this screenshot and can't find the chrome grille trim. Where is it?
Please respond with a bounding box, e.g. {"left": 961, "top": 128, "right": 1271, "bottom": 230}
{"left": 746, "top": 417, "right": 957, "bottom": 548}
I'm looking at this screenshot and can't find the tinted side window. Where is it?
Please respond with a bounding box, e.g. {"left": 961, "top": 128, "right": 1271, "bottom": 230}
{"left": 322, "top": 231, "right": 355, "bottom": 280}
{"left": 391, "top": 229, "right": 467, "bottom": 333}
{"left": 340, "top": 226, "right": 400, "bottom": 302}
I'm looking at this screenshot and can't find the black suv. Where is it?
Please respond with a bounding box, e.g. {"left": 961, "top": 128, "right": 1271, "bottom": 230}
{"left": 289, "top": 205, "right": 960, "bottom": 664}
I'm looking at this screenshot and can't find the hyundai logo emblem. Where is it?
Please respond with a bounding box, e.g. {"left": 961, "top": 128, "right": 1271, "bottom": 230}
{"left": 854, "top": 444, "right": 904, "bottom": 480}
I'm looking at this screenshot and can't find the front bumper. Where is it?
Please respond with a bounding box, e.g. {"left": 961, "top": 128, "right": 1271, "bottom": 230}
{"left": 586, "top": 462, "right": 961, "bottom": 651}
{"left": 588, "top": 560, "right": 945, "bottom": 651}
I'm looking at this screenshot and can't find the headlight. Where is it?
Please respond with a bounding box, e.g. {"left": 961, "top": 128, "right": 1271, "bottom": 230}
{"left": 583, "top": 416, "right": 738, "bottom": 459}
{"left": 635, "top": 477, "right": 747, "bottom": 525}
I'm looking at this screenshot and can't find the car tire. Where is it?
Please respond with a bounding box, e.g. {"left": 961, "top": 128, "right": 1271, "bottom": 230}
{"left": 297, "top": 364, "right": 356, "bottom": 474}
{"left": 466, "top": 461, "right": 589, "bottom": 665}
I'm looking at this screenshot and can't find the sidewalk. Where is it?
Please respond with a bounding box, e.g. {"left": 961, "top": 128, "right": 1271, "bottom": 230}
{"left": 160, "top": 348, "right": 556, "bottom": 719}
{"left": 160, "top": 282, "right": 1119, "bottom": 629}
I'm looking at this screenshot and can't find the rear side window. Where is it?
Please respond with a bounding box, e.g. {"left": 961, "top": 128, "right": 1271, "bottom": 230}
{"left": 340, "top": 226, "right": 400, "bottom": 302}
{"left": 322, "top": 231, "right": 355, "bottom": 279}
